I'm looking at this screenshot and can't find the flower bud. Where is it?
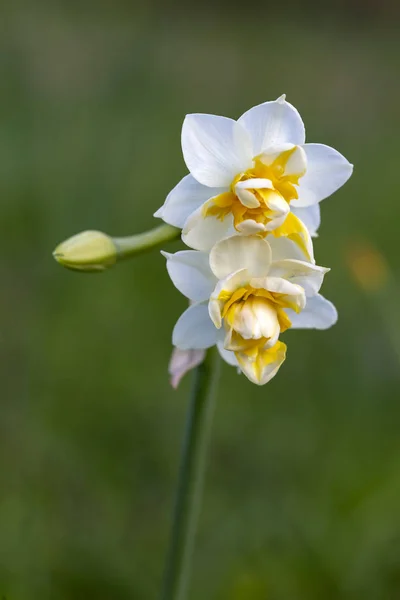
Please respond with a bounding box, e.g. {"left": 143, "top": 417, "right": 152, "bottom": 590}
{"left": 53, "top": 230, "right": 117, "bottom": 272}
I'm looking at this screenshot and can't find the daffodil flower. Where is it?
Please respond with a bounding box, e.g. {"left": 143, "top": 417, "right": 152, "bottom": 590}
{"left": 163, "top": 235, "right": 336, "bottom": 385}
{"left": 155, "top": 95, "right": 353, "bottom": 260}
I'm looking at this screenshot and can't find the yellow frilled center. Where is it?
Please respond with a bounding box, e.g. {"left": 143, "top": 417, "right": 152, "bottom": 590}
{"left": 219, "top": 284, "right": 297, "bottom": 349}
{"left": 219, "top": 284, "right": 292, "bottom": 383}
{"left": 203, "top": 147, "right": 302, "bottom": 229}
{"left": 220, "top": 286, "right": 295, "bottom": 330}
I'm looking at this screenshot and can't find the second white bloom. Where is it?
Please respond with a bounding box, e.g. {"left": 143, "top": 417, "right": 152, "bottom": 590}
{"left": 164, "top": 235, "right": 337, "bottom": 385}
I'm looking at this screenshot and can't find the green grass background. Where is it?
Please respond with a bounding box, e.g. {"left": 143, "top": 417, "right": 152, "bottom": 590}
{"left": 0, "top": 1, "right": 400, "bottom": 598}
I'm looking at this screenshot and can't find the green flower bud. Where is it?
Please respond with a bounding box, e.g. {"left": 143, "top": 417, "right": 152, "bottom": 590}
{"left": 53, "top": 230, "right": 117, "bottom": 272}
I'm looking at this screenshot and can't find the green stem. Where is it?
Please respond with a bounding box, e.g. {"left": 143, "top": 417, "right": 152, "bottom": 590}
{"left": 114, "top": 224, "right": 180, "bottom": 260}
{"left": 161, "top": 347, "right": 220, "bottom": 600}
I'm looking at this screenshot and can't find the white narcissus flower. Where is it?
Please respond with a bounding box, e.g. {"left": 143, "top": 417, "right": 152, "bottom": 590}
{"left": 163, "top": 235, "right": 337, "bottom": 386}
{"left": 155, "top": 95, "right": 352, "bottom": 258}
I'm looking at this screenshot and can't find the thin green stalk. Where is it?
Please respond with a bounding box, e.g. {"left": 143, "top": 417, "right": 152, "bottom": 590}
{"left": 114, "top": 224, "right": 180, "bottom": 260}
{"left": 161, "top": 347, "right": 220, "bottom": 600}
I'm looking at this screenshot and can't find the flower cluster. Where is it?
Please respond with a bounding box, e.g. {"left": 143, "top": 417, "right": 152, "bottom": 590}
{"left": 156, "top": 95, "right": 353, "bottom": 385}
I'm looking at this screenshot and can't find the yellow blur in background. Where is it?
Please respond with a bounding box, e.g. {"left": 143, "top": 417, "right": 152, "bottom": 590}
{"left": 0, "top": 1, "right": 400, "bottom": 598}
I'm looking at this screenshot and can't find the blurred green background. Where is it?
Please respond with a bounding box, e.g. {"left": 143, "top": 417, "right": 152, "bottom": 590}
{"left": 1, "top": 1, "right": 400, "bottom": 598}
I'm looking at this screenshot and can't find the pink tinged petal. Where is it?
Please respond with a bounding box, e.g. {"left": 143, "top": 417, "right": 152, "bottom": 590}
{"left": 182, "top": 201, "right": 235, "bottom": 251}
{"left": 237, "top": 95, "right": 306, "bottom": 156}
{"left": 173, "top": 303, "right": 219, "bottom": 350}
{"left": 291, "top": 204, "right": 321, "bottom": 237}
{"left": 169, "top": 347, "right": 206, "bottom": 389}
{"left": 162, "top": 250, "right": 216, "bottom": 303}
{"left": 209, "top": 235, "right": 272, "bottom": 280}
{"left": 286, "top": 294, "right": 338, "bottom": 329}
{"left": 156, "top": 174, "right": 225, "bottom": 228}
{"left": 181, "top": 114, "right": 253, "bottom": 187}
{"left": 293, "top": 143, "right": 354, "bottom": 208}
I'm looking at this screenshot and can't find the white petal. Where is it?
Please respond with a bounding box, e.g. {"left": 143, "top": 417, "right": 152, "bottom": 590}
{"left": 265, "top": 192, "right": 289, "bottom": 213}
{"left": 234, "top": 178, "right": 273, "bottom": 207}
{"left": 173, "top": 303, "right": 218, "bottom": 349}
{"left": 235, "top": 178, "right": 274, "bottom": 190}
{"left": 292, "top": 143, "right": 353, "bottom": 207}
{"left": 169, "top": 348, "right": 205, "bottom": 389}
{"left": 217, "top": 341, "right": 238, "bottom": 367}
{"left": 156, "top": 174, "right": 224, "bottom": 228}
{"left": 250, "top": 275, "right": 303, "bottom": 296}
{"left": 238, "top": 96, "right": 305, "bottom": 156}
{"left": 268, "top": 235, "right": 309, "bottom": 262}
{"left": 162, "top": 250, "right": 216, "bottom": 302}
{"left": 212, "top": 268, "right": 251, "bottom": 296}
{"left": 182, "top": 201, "right": 235, "bottom": 251}
{"left": 153, "top": 206, "right": 164, "bottom": 218}
{"left": 181, "top": 114, "right": 253, "bottom": 187}
{"left": 250, "top": 276, "right": 306, "bottom": 310}
{"left": 268, "top": 259, "right": 329, "bottom": 297}
{"left": 287, "top": 294, "right": 338, "bottom": 329}
{"left": 257, "top": 143, "right": 295, "bottom": 164}
{"left": 234, "top": 188, "right": 260, "bottom": 208}
{"left": 259, "top": 145, "right": 307, "bottom": 177}
{"left": 291, "top": 205, "right": 321, "bottom": 237}
{"left": 263, "top": 191, "right": 290, "bottom": 231}
{"left": 209, "top": 235, "right": 272, "bottom": 280}
{"left": 236, "top": 220, "right": 266, "bottom": 235}
{"left": 284, "top": 145, "right": 307, "bottom": 177}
